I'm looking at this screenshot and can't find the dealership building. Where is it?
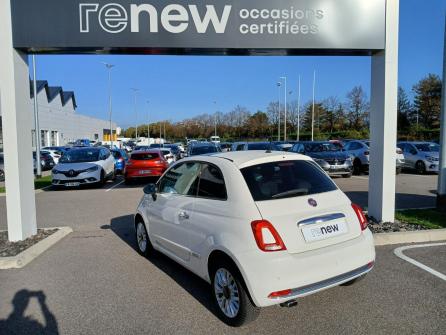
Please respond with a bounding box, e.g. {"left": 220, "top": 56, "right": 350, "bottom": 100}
{"left": 0, "top": 79, "right": 117, "bottom": 151}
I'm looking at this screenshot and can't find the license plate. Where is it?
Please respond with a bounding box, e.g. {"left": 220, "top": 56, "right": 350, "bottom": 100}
{"left": 139, "top": 170, "right": 152, "bottom": 175}
{"left": 301, "top": 220, "right": 348, "bottom": 242}
{"left": 65, "top": 182, "right": 80, "bottom": 187}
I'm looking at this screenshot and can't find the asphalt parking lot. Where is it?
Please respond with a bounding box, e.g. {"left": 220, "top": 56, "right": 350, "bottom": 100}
{"left": 0, "top": 172, "right": 444, "bottom": 334}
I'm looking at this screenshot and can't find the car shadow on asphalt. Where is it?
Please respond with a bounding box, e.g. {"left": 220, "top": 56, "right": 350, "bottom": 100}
{"left": 102, "top": 215, "right": 220, "bottom": 319}
{"left": 0, "top": 289, "right": 59, "bottom": 335}
{"left": 345, "top": 191, "right": 436, "bottom": 211}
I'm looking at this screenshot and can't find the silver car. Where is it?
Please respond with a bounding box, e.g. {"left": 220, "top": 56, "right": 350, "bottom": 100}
{"left": 397, "top": 142, "right": 439, "bottom": 174}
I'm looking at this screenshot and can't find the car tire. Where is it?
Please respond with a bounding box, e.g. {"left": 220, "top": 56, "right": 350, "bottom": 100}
{"left": 99, "top": 170, "right": 106, "bottom": 187}
{"left": 353, "top": 159, "right": 362, "bottom": 175}
{"left": 135, "top": 220, "right": 155, "bottom": 257}
{"left": 111, "top": 168, "right": 117, "bottom": 181}
{"left": 341, "top": 274, "right": 367, "bottom": 286}
{"left": 342, "top": 172, "right": 352, "bottom": 178}
{"left": 124, "top": 178, "right": 132, "bottom": 185}
{"left": 416, "top": 161, "right": 426, "bottom": 175}
{"left": 210, "top": 261, "right": 260, "bottom": 327}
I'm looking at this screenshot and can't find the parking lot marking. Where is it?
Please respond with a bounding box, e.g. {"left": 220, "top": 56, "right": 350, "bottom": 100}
{"left": 105, "top": 180, "right": 124, "bottom": 192}
{"left": 352, "top": 176, "right": 369, "bottom": 180}
{"left": 394, "top": 243, "right": 446, "bottom": 281}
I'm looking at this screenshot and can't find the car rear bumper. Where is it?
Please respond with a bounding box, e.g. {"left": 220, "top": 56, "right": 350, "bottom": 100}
{"left": 125, "top": 168, "right": 165, "bottom": 179}
{"left": 236, "top": 229, "right": 375, "bottom": 307}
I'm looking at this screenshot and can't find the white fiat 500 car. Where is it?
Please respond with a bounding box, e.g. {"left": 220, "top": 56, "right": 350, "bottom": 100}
{"left": 134, "top": 151, "right": 375, "bottom": 326}
{"left": 52, "top": 147, "right": 115, "bottom": 188}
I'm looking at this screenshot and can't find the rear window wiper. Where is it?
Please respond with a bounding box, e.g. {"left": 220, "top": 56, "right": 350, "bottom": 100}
{"left": 271, "top": 188, "right": 309, "bottom": 199}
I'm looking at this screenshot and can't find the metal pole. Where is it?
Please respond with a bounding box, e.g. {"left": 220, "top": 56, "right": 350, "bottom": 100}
{"left": 131, "top": 88, "right": 139, "bottom": 141}
{"left": 312, "top": 70, "right": 316, "bottom": 141}
{"left": 297, "top": 75, "right": 301, "bottom": 141}
{"left": 214, "top": 101, "right": 217, "bottom": 137}
{"left": 32, "top": 55, "right": 42, "bottom": 178}
{"left": 280, "top": 77, "right": 287, "bottom": 141}
{"left": 437, "top": 16, "right": 446, "bottom": 210}
{"left": 163, "top": 121, "right": 166, "bottom": 146}
{"left": 146, "top": 100, "right": 150, "bottom": 143}
{"left": 277, "top": 82, "right": 281, "bottom": 141}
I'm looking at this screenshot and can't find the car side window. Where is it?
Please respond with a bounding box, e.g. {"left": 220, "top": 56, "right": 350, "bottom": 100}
{"left": 297, "top": 144, "right": 305, "bottom": 154}
{"left": 158, "top": 162, "right": 201, "bottom": 196}
{"left": 348, "top": 142, "right": 361, "bottom": 150}
{"left": 236, "top": 144, "right": 245, "bottom": 151}
{"left": 197, "top": 164, "right": 227, "bottom": 200}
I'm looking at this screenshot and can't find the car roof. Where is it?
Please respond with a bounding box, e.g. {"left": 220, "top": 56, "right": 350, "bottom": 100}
{"left": 131, "top": 149, "right": 161, "bottom": 154}
{"left": 197, "top": 151, "right": 312, "bottom": 169}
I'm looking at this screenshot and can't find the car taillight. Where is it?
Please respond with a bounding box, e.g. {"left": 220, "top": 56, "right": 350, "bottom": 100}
{"left": 351, "top": 203, "right": 368, "bottom": 231}
{"left": 251, "top": 220, "right": 286, "bottom": 252}
{"left": 268, "top": 289, "right": 292, "bottom": 299}
{"left": 154, "top": 160, "right": 163, "bottom": 164}
{"left": 364, "top": 151, "right": 370, "bottom": 156}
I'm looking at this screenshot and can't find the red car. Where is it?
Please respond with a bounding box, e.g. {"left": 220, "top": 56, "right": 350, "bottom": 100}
{"left": 124, "top": 150, "right": 169, "bottom": 184}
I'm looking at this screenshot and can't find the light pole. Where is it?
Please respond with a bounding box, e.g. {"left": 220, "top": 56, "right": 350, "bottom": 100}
{"left": 146, "top": 100, "right": 150, "bottom": 143}
{"left": 131, "top": 88, "right": 139, "bottom": 141}
{"left": 437, "top": 17, "right": 446, "bottom": 211}
{"left": 312, "top": 70, "right": 316, "bottom": 141}
{"left": 213, "top": 101, "right": 217, "bottom": 137}
{"left": 277, "top": 82, "right": 281, "bottom": 141}
{"left": 102, "top": 62, "right": 114, "bottom": 148}
{"left": 280, "top": 77, "right": 287, "bottom": 141}
{"left": 32, "top": 55, "right": 42, "bottom": 178}
{"left": 297, "top": 75, "right": 301, "bottom": 141}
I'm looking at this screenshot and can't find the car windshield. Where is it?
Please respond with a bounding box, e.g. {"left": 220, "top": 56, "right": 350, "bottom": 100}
{"left": 131, "top": 153, "right": 159, "bottom": 160}
{"left": 59, "top": 149, "right": 100, "bottom": 163}
{"left": 241, "top": 160, "right": 337, "bottom": 201}
{"left": 190, "top": 146, "right": 219, "bottom": 155}
{"left": 247, "top": 143, "right": 278, "bottom": 150}
{"left": 415, "top": 143, "right": 439, "bottom": 152}
{"left": 304, "top": 143, "right": 339, "bottom": 152}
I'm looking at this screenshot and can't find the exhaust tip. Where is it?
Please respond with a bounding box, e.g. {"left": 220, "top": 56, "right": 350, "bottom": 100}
{"left": 280, "top": 299, "right": 298, "bottom": 308}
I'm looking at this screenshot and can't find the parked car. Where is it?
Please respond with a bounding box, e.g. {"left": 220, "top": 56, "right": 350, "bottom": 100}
{"left": 124, "top": 149, "right": 169, "bottom": 184}
{"left": 160, "top": 148, "right": 176, "bottom": 165}
{"left": 134, "top": 151, "right": 374, "bottom": 326}
{"left": 111, "top": 149, "right": 129, "bottom": 174}
{"left": 187, "top": 142, "right": 221, "bottom": 157}
{"left": 219, "top": 142, "right": 232, "bottom": 152}
{"left": 273, "top": 141, "right": 294, "bottom": 152}
{"left": 343, "top": 140, "right": 404, "bottom": 175}
{"left": 41, "top": 147, "right": 66, "bottom": 164}
{"left": 210, "top": 136, "right": 221, "bottom": 144}
{"left": 52, "top": 147, "right": 115, "bottom": 188}
{"left": 164, "top": 144, "right": 182, "bottom": 160}
{"left": 0, "top": 153, "right": 4, "bottom": 182}
{"left": 290, "top": 141, "right": 353, "bottom": 178}
{"left": 231, "top": 142, "right": 280, "bottom": 152}
{"left": 33, "top": 151, "right": 55, "bottom": 171}
{"left": 397, "top": 142, "right": 440, "bottom": 174}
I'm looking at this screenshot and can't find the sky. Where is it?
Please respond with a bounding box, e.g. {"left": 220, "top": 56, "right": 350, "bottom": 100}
{"left": 34, "top": 0, "right": 446, "bottom": 129}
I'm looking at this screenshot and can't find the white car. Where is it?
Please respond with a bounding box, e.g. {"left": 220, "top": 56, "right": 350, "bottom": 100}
{"left": 52, "top": 147, "right": 115, "bottom": 188}
{"left": 134, "top": 151, "right": 375, "bottom": 326}
{"left": 160, "top": 148, "right": 175, "bottom": 165}
{"left": 41, "top": 148, "right": 63, "bottom": 164}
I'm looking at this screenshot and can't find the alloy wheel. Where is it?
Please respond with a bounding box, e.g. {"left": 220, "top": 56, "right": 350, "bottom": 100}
{"left": 214, "top": 268, "right": 240, "bottom": 318}
{"left": 136, "top": 222, "right": 148, "bottom": 253}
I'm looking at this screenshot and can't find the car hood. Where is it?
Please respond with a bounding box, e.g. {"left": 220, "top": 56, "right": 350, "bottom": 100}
{"left": 54, "top": 162, "right": 100, "bottom": 171}
{"left": 307, "top": 151, "right": 349, "bottom": 160}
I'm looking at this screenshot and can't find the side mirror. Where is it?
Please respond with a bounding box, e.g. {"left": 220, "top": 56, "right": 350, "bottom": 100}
{"left": 143, "top": 183, "right": 157, "bottom": 200}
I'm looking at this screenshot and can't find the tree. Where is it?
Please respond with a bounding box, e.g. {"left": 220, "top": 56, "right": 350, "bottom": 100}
{"left": 397, "top": 86, "right": 411, "bottom": 131}
{"left": 346, "top": 86, "right": 369, "bottom": 129}
{"left": 412, "top": 74, "right": 442, "bottom": 129}
{"left": 246, "top": 111, "right": 270, "bottom": 138}
{"left": 322, "top": 96, "right": 344, "bottom": 133}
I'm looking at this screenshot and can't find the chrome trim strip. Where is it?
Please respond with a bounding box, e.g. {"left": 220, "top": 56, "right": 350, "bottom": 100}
{"left": 269, "top": 262, "right": 374, "bottom": 300}
{"left": 298, "top": 213, "right": 345, "bottom": 227}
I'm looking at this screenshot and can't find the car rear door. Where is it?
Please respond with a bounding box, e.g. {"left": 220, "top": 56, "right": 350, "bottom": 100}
{"left": 241, "top": 160, "right": 363, "bottom": 254}
{"left": 147, "top": 162, "right": 201, "bottom": 264}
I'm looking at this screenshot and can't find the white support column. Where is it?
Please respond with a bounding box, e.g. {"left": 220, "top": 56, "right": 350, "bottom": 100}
{"left": 368, "top": 0, "right": 399, "bottom": 222}
{"left": 437, "top": 16, "right": 446, "bottom": 210}
{"left": 0, "top": 1, "right": 37, "bottom": 241}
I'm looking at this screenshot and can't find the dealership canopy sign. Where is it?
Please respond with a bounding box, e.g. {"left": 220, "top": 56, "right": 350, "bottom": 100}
{"left": 10, "top": 0, "right": 385, "bottom": 54}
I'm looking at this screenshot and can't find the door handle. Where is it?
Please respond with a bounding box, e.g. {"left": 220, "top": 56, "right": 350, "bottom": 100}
{"left": 178, "top": 211, "right": 189, "bottom": 220}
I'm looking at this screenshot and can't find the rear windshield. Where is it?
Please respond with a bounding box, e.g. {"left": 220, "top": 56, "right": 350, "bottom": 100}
{"left": 131, "top": 153, "right": 159, "bottom": 160}
{"left": 241, "top": 160, "right": 337, "bottom": 201}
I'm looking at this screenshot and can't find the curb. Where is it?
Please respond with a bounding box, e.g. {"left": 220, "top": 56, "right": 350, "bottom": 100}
{"left": 0, "top": 226, "right": 73, "bottom": 269}
{"left": 374, "top": 228, "right": 446, "bottom": 246}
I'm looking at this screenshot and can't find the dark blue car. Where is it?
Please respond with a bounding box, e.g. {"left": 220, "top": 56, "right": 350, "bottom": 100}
{"left": 111, "top": 149, "right": 128, "bottom": 174}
